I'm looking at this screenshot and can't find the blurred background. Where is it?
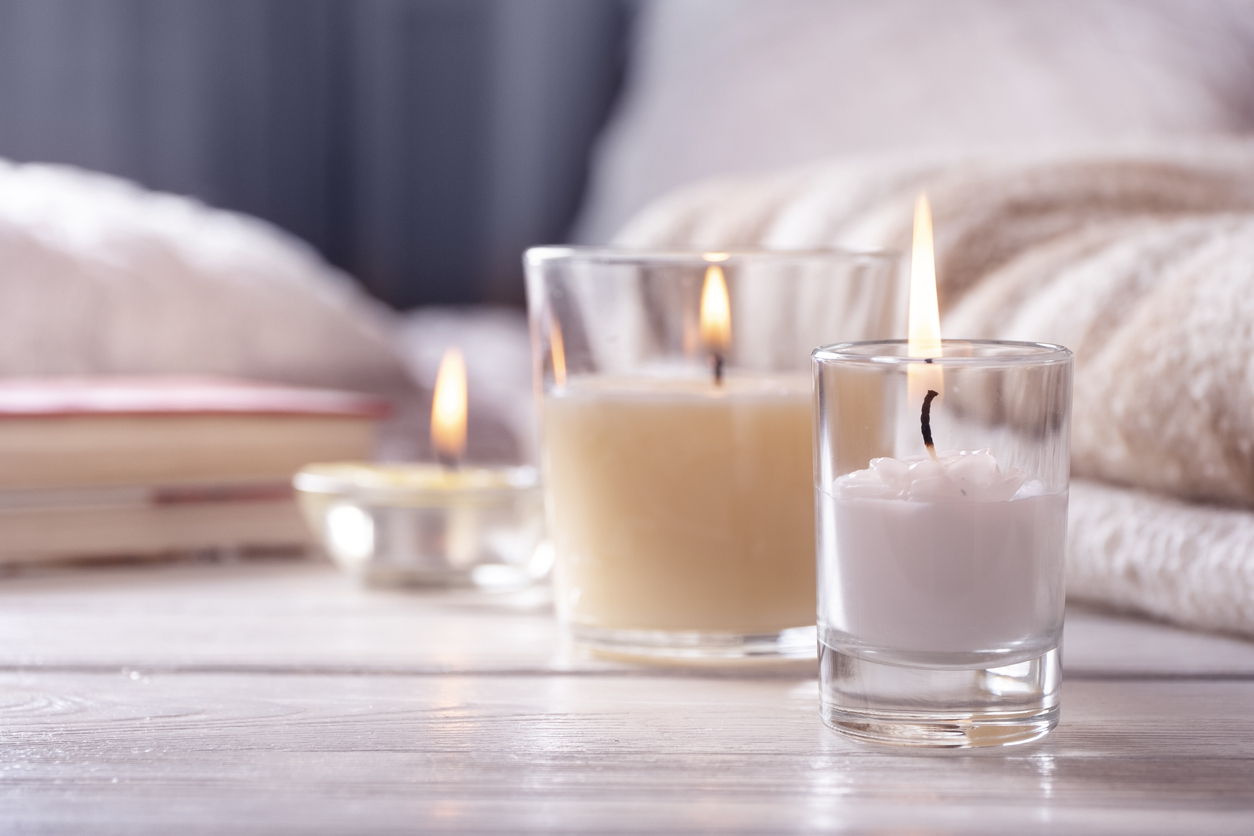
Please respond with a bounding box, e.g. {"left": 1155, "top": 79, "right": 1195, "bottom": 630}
{"left": 0, "top": 0, "right": 633, "bottom": 308}
{"left": 2, "top": 0, "right": 1251, "bottom": 311}
{"left": 0, "top": 0, "right": 1253, "bottom": 564}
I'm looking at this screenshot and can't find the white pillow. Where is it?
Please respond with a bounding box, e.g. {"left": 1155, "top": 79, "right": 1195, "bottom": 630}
{"left": 0, "top": 160, "right": 415, "bottom": 399}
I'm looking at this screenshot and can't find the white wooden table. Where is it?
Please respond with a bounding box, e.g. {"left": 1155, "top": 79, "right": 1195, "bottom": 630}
{"left": 1, "top": 556, "right": 1253, "bottom": 834}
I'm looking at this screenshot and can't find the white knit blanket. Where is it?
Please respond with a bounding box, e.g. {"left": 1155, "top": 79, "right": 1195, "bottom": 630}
{"left": 616, "top": 139, "right": 1254, "bottom": 638}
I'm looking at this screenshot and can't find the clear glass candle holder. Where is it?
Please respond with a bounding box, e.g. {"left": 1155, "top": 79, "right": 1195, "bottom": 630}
{"left": 526, "top": 246, "right": 903, "bottom": 662}
{"left": 294, "top": 463, "right": 549, "bottom": 590}
{"left": 813, "top": 340, "right": 1073, "bottom": 746}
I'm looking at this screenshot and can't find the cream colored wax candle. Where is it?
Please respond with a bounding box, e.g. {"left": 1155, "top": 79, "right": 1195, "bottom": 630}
{"left": 542, "top": 374, "right": 814, "bottom": 634}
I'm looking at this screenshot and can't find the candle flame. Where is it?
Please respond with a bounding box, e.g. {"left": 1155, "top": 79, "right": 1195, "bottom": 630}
{"left": 909, "top": 193, "right": 942, "bottom": 359}
{"left": 699, "top": 264, "right": 731, "bottom": 353}
{"left": 549, "top": 320, "right": 567, "bottom": 387}
{"left": 431, "top": 346, "right": 467, "bottom": 464}
{"left": 907, "top": 193, "right": 944, "bottom": 420}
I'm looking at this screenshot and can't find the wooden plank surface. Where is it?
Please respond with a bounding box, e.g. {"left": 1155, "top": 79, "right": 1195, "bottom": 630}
{"left": 0, "top": 557, "right": 1252, "bottom": 833}
{"left": 2, "top": 558, "right": 1253, "bottom": 676}
{"left": 1, "top": 673, "right": 1253, "bottom": 834}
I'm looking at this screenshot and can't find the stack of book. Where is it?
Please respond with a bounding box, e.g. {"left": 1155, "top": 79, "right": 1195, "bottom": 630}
{"left": 0, "top": 377, "right": 389, "bottom": 564}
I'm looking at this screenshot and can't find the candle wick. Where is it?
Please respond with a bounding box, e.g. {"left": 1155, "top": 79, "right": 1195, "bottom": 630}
{"left": 921, "top": 389, "right": 939, "bottom": 462}
{"left": 712, "top": 353, "right": 725, "bottom": 386}
{"left": 437, "top": 452, "right": 461, "bottom": 471}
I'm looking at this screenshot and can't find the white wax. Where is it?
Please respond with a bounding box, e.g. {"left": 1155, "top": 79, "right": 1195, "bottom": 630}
{"left": 820, "top": 450, "right": 1066, "bottom": 662}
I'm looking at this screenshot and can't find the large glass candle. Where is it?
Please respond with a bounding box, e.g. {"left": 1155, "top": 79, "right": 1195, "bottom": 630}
{"left": 526, "top": 247, "right": 902, "bottom": 661}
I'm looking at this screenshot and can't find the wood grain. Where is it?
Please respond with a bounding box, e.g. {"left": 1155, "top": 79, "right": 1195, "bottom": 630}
{"left": 1, "top": 672, "right": 1253, "bottom": 834}
{"left": 1, "top": 558, "right": 1252, "bottom": 676}
{"left": 0, "top": 558, "right": 1253, "bottom": 833}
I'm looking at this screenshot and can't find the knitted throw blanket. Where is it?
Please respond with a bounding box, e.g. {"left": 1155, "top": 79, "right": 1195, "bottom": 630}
{"left": 614, "top": 139, "right": 1254, "bottom": 638}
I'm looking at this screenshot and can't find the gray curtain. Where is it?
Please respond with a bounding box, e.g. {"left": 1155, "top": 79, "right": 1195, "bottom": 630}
{"left": 0, "top": 0, "right": 629, "bottom": 307}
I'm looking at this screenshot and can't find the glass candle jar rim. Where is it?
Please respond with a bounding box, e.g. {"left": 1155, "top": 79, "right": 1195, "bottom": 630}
{"left": 525, "top": 244, "right": 897, "bottom": 268}
{"left": 294, "top": 462, "right": 541, "bottom": 501}
{"left": 813, "top": 339, "right": 1072, "bottom": 368}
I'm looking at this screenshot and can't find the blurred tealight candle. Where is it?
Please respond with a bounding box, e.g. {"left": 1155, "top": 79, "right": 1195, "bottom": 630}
{"left": 295, "top": 346, "right": 548, "bottom": 590}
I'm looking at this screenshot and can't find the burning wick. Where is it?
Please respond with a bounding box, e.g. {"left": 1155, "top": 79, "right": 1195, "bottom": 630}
{"left": 920, "top": 388, "right": 940, "bottom": 462}
{"left": 699, "top": 262, "right": 731, "bottom": 387}
{"left": 908, "top": 193, "right": 942, "bottom": 459}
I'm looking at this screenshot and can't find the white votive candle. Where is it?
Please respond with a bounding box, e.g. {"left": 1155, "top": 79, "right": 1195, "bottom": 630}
{"left": 812, "top": 196, "right": 1072, "bottom": 747}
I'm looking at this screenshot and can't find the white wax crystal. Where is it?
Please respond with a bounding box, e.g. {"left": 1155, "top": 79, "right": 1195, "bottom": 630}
{"left": 835, "top": 448, "right": 1034, "bottom": 502}
{"left": 870, "top": 456, "right": 912, "bottom": 491}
